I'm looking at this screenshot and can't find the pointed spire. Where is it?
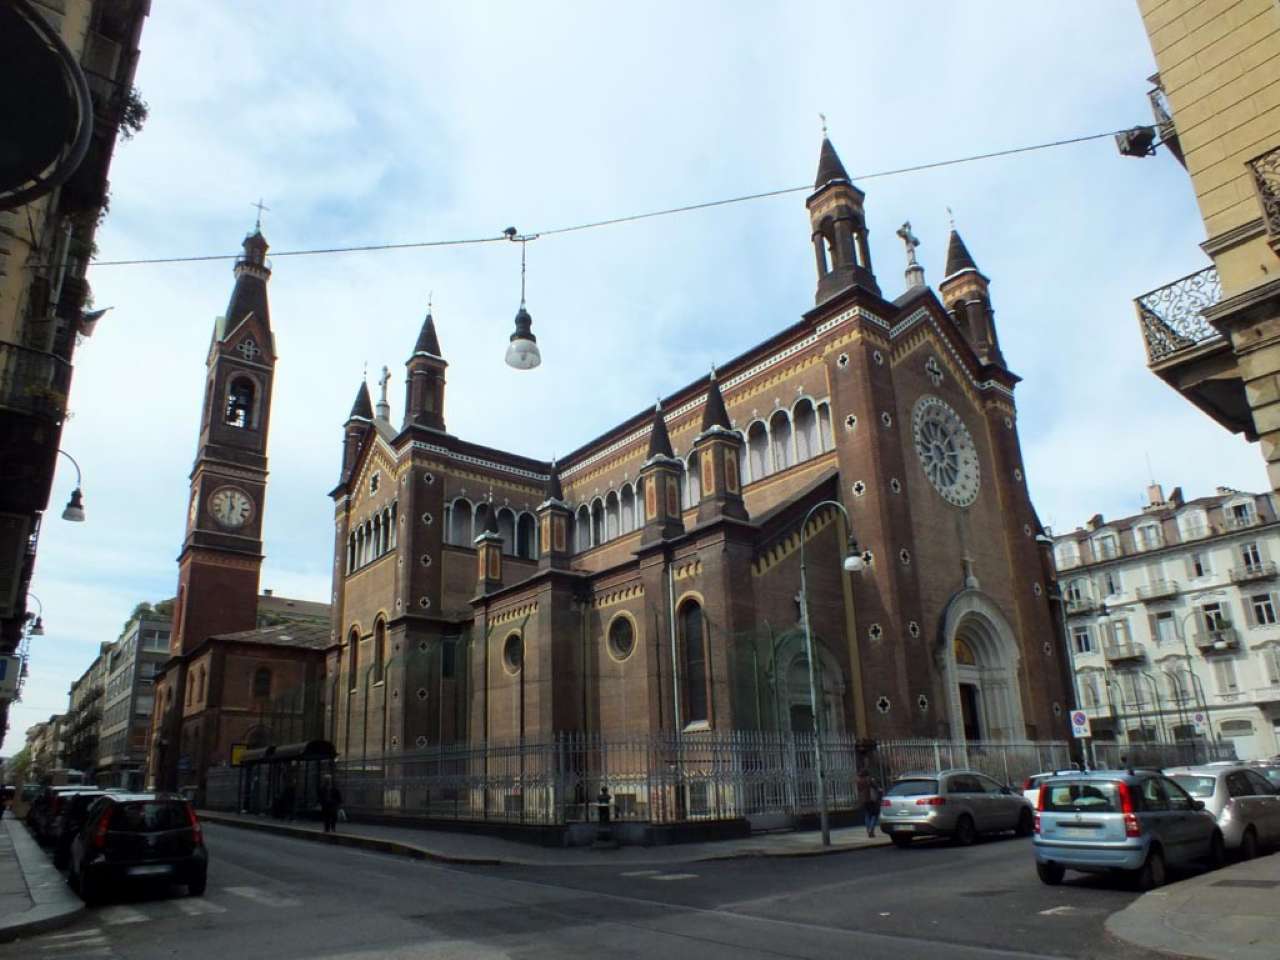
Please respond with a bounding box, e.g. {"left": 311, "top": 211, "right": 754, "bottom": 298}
{"left": 544, "top": 459, "right": 564, "bottom": 503}
{"left": 348, "top": 380, "right": 373, "bottom": 421}
{"left": 646, "top": 402, "right": 674, "bottom": 459}
{"left": 814, "top": 137, "right": 850, "bottom": 189}
{"left": 414, "top": 309, "right": 443, "bottom": 357}
{"left": 700, "top": 368, "right": 731, "bottom": 432}
{"left": 483, "top": 502, "right": 500, "bottom": 535}
{"left": 223, "top": 228, "right": 271, "bottom": 331}
{"left": 944, "top": 228, "right": 979, "bottom": 278}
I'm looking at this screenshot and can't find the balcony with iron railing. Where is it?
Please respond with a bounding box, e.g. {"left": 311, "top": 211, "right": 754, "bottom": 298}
{"left": 1249, "top": 144, "right": 1280, "bottom": 252}
{"left": 1104, "top": 641, "right": 1146, "bottom": 663}
{"left": 1065, "top": 596, "right": 1098, "bottom": 616}
{"left": 0, "top": 342, "right": 73, "bottom": 422}
{"left": 1194, "top": 628, "right": 1240, "bottom": 653}
{"left": 1137, "top": 266, "right": 1224, "bottom": 365}
{"left": 1230, "top": 561, "right": 1277, "bottom": 584}
{"left": 1137, "top": 579, "right": 1179, "bottom": 602}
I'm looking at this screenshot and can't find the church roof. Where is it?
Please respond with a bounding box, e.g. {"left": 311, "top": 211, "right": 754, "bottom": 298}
{"left": 700, "top": 371, "right": 731, "bottom": 431}
{"left": 814, "top": 137, "right": 850, "bottom": 189}
{"left": 256, "top": 593, "right": 331, "bottom": 624}
{"left": 348, "top": 381, "right": 373, "bottom": 420}
{"left": 646, "top": 404, "right": 674, "bottom": 459}
{"left": 943, "top": 229, "right": 979, "bottom": 278}
{"left": 414, "top": 311, "right": 443, "bottom": 357}
{"left": 210, "top": 621, "right": 333, "bottom": 651}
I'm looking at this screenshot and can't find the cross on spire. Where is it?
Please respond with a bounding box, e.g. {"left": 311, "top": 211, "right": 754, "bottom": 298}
{"left": 819, "top": 112, "right": 828, "bottom": 136}
{"left": 251, "top": 198, "right": 270, "bottom": 231}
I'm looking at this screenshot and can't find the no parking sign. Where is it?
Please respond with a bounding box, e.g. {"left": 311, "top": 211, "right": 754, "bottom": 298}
{"left": 1070, "top": 710, "right": 1092, "bottom": 739}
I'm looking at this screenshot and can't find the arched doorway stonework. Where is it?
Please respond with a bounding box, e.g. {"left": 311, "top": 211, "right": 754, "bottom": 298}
{"left": 938, "top": 590, "right": 1025, "bottom": 742}
{"left": 769, "top": 630, "right": 848, "bottom": 734}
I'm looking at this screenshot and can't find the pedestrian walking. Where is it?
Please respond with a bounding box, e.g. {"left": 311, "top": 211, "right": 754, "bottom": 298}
{"left": 319, "top": 776, "right": 343, "bottom": 834}
{"left": 856, "top": 767, "right": 882, "bottom": 837}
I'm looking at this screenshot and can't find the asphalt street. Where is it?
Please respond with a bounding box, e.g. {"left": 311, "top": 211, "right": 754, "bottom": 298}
{"left": 0, "top": 825, "right": 1181, "bottom": 960}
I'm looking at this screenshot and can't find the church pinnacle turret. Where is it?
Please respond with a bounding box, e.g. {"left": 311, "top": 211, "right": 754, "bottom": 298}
{"left": 403, "top": 306, "right": 447, "bottom": 432}
{"left": 938, "top": 225, "right": 1004, "bottom": 368}
{"left": 805, "top": 136, "right": 879, "bottom": 303}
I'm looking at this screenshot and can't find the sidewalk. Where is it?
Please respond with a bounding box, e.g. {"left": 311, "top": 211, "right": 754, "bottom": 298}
{"left": 0, "top": 818, "right": 84, "bottom": 943}
{"left": 196, "top": 811, "right": 890, "bottom": 866}
{"left": 1106, "top": 852, "right": 1280, "bottom": 960}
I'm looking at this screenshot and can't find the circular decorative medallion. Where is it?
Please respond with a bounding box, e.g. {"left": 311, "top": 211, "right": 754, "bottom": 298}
{"left": 876, "top": 696, "right": 891, "bottom": 714}
{"left": 911, "top": 395, "right": 981, "bottom": 508}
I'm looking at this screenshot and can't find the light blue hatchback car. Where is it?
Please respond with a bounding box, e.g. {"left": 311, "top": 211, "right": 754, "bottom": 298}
{"left": 1033, "top": 769, "right": 1225, "bottom": 889}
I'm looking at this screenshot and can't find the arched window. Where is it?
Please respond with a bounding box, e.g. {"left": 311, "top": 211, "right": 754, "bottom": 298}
{"left": 605, "top": 491, "right": 620, "bottom": 540}
{"left": 389, "top": 503, "right": 398, "bottom": 549}
{"left": 186, "top": 675, "right": 193, "bottom": 706}
{"left": 793, "top": 399, "right": 818, "bottom": 462}
{"left": 373, "top": 619, "right": 386, "bottom": 683}
{"left": 576, "top": 505, "right": 591, "bottom": 551}
{"left": 225, "top": 377, "right": 255, "bottom": 429}
{"left": 347, "top": 533, "right": 356, "bottom": 573}
{"left": 684, "top": 454, "right": 699, "bottom": 507}
{"left": 198, "top": 666, "right": 207, "bottom": 702}
{"left": 347, "top": 628, "right": 359, "bottom": 691}
{"left": 680, "top": 600, "right": 708, "bottom": 724}
{"left": 516, "top": 513, "right": 536, "bottom": 559}
{"left": 253, "top": 667, "right": 272, "bottom": 699}
{"left": 449, "top": 499, "right": 472, "bottom": 546}
{"left": 747, "top": 422, "right": 769, "bottom": 480}
{"left": 769, "top": 410, "right": 792, "bottom": 472}
{"left": 621, "top": 485, "right": 636, "bottom": 533}
{"left": 473, "top": 502, "right": 491, "bottom": 543}
{"left": 591, "top": 499, "right": 605, "bottom": 546}
{"left": 355, "top": 527, "right": 364, "bottom": 569}
{"left": 498, "top": 508, "right": 517, "bottom": 557}
{"left": 816, "top": 402, "right": 833, "bottom": 452}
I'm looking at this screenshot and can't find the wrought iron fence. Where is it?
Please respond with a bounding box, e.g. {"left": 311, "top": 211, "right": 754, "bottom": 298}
{"left": 1249, "top": 144, "right": 1280, "bottom": 240}
{"left": 1091, "top": 739, "right": 1235, "bottom": 770}
{"left": 0, "top": 341, "right": 72, "bottom": 420}
{"left": 1135, "top": 266, "right": 1223, "bottom": 363}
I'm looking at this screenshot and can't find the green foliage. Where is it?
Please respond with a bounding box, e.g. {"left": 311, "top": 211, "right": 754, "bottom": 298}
{"left": 118, "top": 87, "right": 148, "bottom": 141}
{"left": 9, "top": 746, "right": 32, "bottom": 782}
{"left": 118, "top": 599, "right": 173, "bottom": 641}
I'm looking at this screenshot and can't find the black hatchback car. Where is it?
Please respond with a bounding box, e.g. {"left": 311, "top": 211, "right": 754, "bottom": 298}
{"left": 51, "top": 789, "right": 112, "bottom": 869}
{"left": 68, "top": 793, "right": 208, "bottom": 903}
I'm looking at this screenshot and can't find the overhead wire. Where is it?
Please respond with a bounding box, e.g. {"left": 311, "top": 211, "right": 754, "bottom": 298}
{"left": 82, "top": 127, "right": 1135, "bottom": 268}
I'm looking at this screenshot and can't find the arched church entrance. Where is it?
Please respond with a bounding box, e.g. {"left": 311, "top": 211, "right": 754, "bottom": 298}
{"left": 768, "top": 630, "right": 848, "bottom": 735}
{"left": 940, "top": 591, "right": 1025, "bottom": 742}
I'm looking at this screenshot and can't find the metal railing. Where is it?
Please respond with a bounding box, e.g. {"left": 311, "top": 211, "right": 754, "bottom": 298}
{"left": 1137, "top": 580, "right": 1179, "bottom": 601}
{"left": 1249, "top": 144, "right": 1280, "bottom": 242}
{"left": 1194, "top": 628, "right": 1240, "bottom": 652}
{"left": 0, "top": 341, "right": 72, "bottom": 420}
{"left": 1230, "top": 561, "right": 1276, "bottom": 583}
{"left": 1091, "top": 740, "right": 1235, "bottom": 770}
{"left": 1104, "top": 642, "right": 1146, "bottom": 662}
{"left": 1136, "top": 266, "right": 1223, "bottom": 363}
{"left": 1065, "top": 596, "right": 1098, "bottom": 616}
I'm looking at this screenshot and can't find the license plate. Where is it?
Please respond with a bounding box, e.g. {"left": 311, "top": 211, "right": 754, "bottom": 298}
{"left": 1056, "top": 827, "right": 1098, "bottom": 839}
{"left": 128, "top": 864, "right": 173, "bottom": 876}
{"left": 895, "top": 824, "right": 915, "bottom": 833}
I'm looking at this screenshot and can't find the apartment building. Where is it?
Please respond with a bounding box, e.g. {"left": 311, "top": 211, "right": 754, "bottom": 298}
{"left": 96, "top": 613, "right": 169, "bottom": 788}
{"left": 1052, "top": 483, "right": 1280, "bottom": 760}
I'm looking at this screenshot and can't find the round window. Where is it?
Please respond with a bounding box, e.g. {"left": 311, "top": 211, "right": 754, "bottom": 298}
{"left": 503, "top": 633, "right": 523, "bottom": 674}
{"left": 608, "top": 616, "right": 635, "bottom": 661}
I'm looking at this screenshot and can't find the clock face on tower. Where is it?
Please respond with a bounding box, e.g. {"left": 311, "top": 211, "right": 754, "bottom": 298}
{"left": 208, "top": 485, "right": 254, "bottom": 529}
{"left": 911, "top": 395, "right": 981, "bottom": 508}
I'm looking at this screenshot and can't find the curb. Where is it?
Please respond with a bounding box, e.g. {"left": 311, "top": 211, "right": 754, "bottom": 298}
{"left": 197, "top": 812, "right": 890, "bottom": 866}
{"left": 0, "top": 819, "right": 85, "bottom": 944}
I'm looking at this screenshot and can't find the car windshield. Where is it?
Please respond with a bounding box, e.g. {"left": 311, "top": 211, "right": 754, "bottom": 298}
{"left": 887, "top": 778, "right": 938, "bottom": 797}
{"left": 1041, "top": 780, "right": 1120, "bottom": 812}
{"left": 1170, "top": 775, "right": 1216, "bottom": 798}
{"left": 1261, "top": 769, "right": 1280, "bottom": 786}
{"left": 112, "top": 802, "right": 190, "bottom": 833}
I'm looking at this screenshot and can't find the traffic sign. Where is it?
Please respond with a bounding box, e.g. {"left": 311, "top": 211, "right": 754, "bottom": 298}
{"left": 1070, "top": 710, "right": 1092, "bottom": 739}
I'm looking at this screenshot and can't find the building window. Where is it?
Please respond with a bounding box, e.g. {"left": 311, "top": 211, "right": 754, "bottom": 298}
{"left": 373, "top": 619, "right": 387, "bottom": 683}
{"left": 348, "top": 628, "right": 359, "bottom": 691}
{"left": 370, "top": 472, "right": 380, "bottom": 495}
{"left": 1229, "top": 501, "right": 1254, "bottom": 527}
{"left": 1136, "top": 524, "right": 1161, "bottom": 550}
{"left": 502, "top": 632, "right": 523, "bottom": 675}
{"left": 1072, "top": 626, "right": 1092, "bottom": 654}
{"left": 607, "top": 615, "right": 636, "bottom": 661}
{"left": 1213, "top": 658, "right": 1239, "bottom": 694}
{"left": 1104, "top": 570, "right": 1121, "bottom": 595}
{"left": 1155, "top": 611, "right": 1177, "bottom": 646}
{"left": 1241, "top": 542, "right": 1262, "bottom": 570}
{"left": 224, "top": 377, "right": 255, "bottom": 429}
{"left": 679, "top": 600, "right": 708, "bottom": 725}
{"left": 1095, "top": 534, "right": 1119, "bottom": 560}
{"left": 442, "top": 637, "right": 457, "bottom": 679}
{"left": 1192, "top": 552, "right": 1209, "bottom": 578}
{"left": 1066, "top": 579, "right": 1085, "bottom": 603}
{"left": 253, "top": 667, "right": 271, "bottom": 699}
{"left": 1252, "top": 594, "right": 1277, "bottom": 626}
{"left": 1081, "top": 675, "right": 1100, "bottom": 707}
{"left": 1201, "top": 602, "right": 1228, "bottom": 632}
{"left": 1263, "top": 647, "right": 1280, "bottom": 686}
{"left": 1111, "top": 619, "right": 1131, "bottom": 646}
{"left": 1055, "top": 542, "right": 1080, "bottom": 569}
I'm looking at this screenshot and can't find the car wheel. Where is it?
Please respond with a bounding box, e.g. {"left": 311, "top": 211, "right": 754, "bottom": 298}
{"left": 187, "top": 873, "right": 207, "bottom": 897}
{"left": 1036, "top": 861, "right": 1065, "bottom": 885}
{"left": 890, "top": 833, "right": 912, "bottom": 848}
{"left": 1240, "top": 827, "right": 1259, "bottom": 861}
{"left": 1208, "top": 831, "right": 1226, "bottom": 869}
{"left": 953, "top": 815, "right": 977, "bottom": 846}
{"left": 1133, "top": 848, "right": 1166, "bottom": 891}
{"left": 1015, "top": 809, "right": 1034, "bottom": 838}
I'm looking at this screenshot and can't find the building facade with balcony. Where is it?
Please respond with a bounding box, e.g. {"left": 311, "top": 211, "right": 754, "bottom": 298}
{"left": 63, "top": 641, "right": 111, "bottom": 775}
{"left": 96, "top": 613, "right": 170, "bottom": 789}
{"left": 1051, "top": 482, "right": 1280, "bottom": 761}
{"left": 1135, "top": 1, "right": 1280, "bottom": 489}
{"left": 0, "top": 0, "right": 149, "bottom": 744}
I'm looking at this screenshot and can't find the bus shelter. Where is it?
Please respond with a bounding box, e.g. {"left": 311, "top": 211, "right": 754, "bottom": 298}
{"left": 238, "top": 740, "right": 336, "bottom": 818}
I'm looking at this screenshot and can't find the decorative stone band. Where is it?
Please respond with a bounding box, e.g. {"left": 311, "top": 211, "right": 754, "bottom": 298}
{"left": 491, "top": 601, "right": 539, "bottom": 626}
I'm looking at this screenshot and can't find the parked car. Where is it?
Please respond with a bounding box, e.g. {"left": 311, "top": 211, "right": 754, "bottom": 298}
{"left": 68, "top": 793, "right": 208, "bottom": 904}
{"left": 50, "top": 789, "right": 111, "bottom": 869}
{"left": 26, "top": 785, "right": 97, "bottom": 843}
{"left": 1167, "top": 764, "right": 1280, "bottom": 860}
{"left": 1021, "top": 773, "right": 1056, "bottom": 808}
{"left": 880, "top": 770, "right": 1033, "bottom": 847}
{"left": 1033, "top": 769, "right": 1225, "bottom": 889}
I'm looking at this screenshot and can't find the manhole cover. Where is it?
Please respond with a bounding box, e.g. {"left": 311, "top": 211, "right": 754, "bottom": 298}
{"left": 1210, "top": 879, "right": 1280, "bottom": 889}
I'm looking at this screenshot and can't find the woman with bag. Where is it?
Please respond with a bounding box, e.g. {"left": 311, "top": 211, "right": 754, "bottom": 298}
{"left": 856, "top": 768, "right": 882, "bottom": 837}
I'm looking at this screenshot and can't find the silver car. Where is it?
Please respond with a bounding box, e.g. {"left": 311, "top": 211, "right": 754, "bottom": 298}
{"left": 1167, "top": 764, "right": 1280, "bottom": 859}
{"left": 881, "top": 770, "right": 1033, "bottom": 847}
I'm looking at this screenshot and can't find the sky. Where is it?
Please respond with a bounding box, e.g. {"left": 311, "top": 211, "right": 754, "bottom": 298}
{"left": 4, "top": 1, "right": 1268, "bottom": 753}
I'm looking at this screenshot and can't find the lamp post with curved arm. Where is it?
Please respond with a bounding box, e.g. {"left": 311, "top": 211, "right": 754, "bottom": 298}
{"left": 1138, "top": 671, "right": 1170, "bottom": 744}
{"left": 797, "top": 499, "right": 866, "bottom": 848}
{"left": 57, "top": 449, "right": 86, "bottom": 521}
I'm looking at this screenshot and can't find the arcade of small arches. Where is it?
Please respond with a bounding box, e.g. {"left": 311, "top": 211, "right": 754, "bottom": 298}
{"left": 346, "top": 502, "right": 399, "bottom": 574}
{"left": 442, "top": 501, "right": 539, "bottom": 559}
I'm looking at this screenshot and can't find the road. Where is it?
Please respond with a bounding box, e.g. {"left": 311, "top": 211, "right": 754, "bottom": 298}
{"left": 0, "top": 825, "right": 1176, "bottom": 960}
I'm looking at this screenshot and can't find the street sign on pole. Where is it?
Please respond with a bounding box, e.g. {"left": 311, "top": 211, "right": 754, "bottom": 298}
{"left": 1070, "top": 710, "right": 1092, "bottom": 739}
{"left": 1193, "top": 711, "right": 1207, "bottom": 735}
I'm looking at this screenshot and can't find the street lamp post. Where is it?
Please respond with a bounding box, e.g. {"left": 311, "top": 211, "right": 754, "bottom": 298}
{"left": 57, "top": 449, "right": 86, "bottom": 521}
{"left": 1036, "top": 535, "right": 1088, "bottom": 766}
{"left": 1173, "top": 604, "right": 1218, "bottom": 754}
{"left": 797, "top": 499, "right": 865, "bottom": 848}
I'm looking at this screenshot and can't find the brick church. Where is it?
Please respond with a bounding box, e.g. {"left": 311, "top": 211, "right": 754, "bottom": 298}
{"left": 328, "top": 136, "right": 1072, "bottom": 759}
